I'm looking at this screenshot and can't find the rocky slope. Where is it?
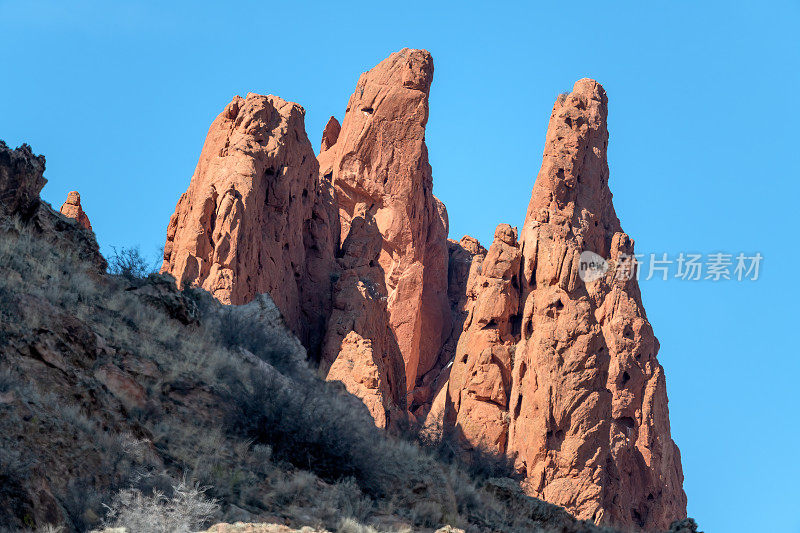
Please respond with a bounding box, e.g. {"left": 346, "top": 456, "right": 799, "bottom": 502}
{"left": 160, "top": 50, "right": 687, "bottom": 531}
{"left": 0, "top": 140, "right": 694, "bottom": 533}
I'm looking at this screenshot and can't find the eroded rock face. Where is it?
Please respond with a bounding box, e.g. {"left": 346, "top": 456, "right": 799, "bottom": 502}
{"left": 322, "top": 207, "right": 407, "bottom": 428}
{"left": 154, "top": 59, "right": 687, "bottom": 530}
{"left": 444, "top": 224, "right": 521, "bottom": 454}
{"left": 320, "top": 116, "right": 340, "bottom": 153}
{"left": 0, "top": 141, "right": 46, "bottom": 219}
{"left": 59, "top": 191, "right": 92, "bottom": 230}
{"left": 318, "top": 48, "right": 451, "bottom": 393}
{"left": 161, "top": 93, "right": 338, "bottom": 355}
{"left": 506, "top": 79, "right": 686, "bottom": 529}
{"left": 415, "top": 235, "right": 487, "bottom": 425}
{"left": 0, "top": 140, "right": 106, "bottom": 271}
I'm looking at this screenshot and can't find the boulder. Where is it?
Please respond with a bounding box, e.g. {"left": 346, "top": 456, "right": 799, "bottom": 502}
{"left": 59, "top": 190, "right": 92, "bottom": 230}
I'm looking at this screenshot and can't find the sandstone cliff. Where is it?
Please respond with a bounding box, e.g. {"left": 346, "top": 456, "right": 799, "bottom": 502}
{"left": 160, "top": 94, "right": 338, "bottom": 356}
{"left": 506, "top": 79, "right": 686, "bottom": 530}
{"left": 59, "top": 190, "right": 92, "bottom": 230}
{"left": 0, "top": 138, "right": 650, "bottom": 533}
{"left": 318, "top": 49, "right": 452, "bottom": 395}
{"left": 157, "top": 51, "right": 688, "bottom": 531}
{"left": 436, "top": 80, "right": 686, "bottom": 530}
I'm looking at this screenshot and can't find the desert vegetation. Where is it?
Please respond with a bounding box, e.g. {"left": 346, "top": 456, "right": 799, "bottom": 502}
{"left": 0, "top": 215, "right": 639, "bottom": 532}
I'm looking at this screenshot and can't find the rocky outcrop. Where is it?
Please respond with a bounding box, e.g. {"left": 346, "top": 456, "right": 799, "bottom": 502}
{"left": 318, "top": 48, "right": 451, "bottom": 394}
{"left": 59, "top": 191, "right": 92, "bottom": 230}
{"left": 421, "top": 80, "right": 686, "bottom": 530}
{"left": 153, "top": 54, "right": 687, "bottom": 530}
{"left": 444, "top": 224, "right": 521, "bottom": 454}
{"left": 505, "top": 79, "right": 686, "bottom": 529}
{"left": 0, "top": 141, "right": 46, "bottom": 219}
{"left": 415, "top": 236, "right": 487, "bottom": 426}
{"left": 320, "top": 116, "right": 340, "bottom": 153}
{"left": 322, "top": 207, "right": 406, "bottom": 428}
{"left": 160, "top": 93, "right": 338, "bottom": 356}
{"left": 0, "top": 141, "right": 105, "bottom": 271}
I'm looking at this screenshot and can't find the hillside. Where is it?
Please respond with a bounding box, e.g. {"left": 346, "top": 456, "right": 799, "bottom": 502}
{"left": 0, "top": 140, "right": 707, "bottom": 533}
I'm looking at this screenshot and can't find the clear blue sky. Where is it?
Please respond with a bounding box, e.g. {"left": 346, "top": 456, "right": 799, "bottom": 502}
{"left": 2, "top": 1, "right": 798, "bottom": 531}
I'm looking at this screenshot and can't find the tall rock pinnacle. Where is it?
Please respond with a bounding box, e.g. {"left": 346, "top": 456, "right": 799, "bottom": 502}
{"left": 507, "top": 79, "right": 686, "bottom": 529}
{"left": 319, "top": 48, "right": 451, "bottom": 392}
{"left": 59, "top": 191, "right": 92, "bottom": 230}
{"left": 161, "top": 93, "right": 339, "bottom": 354}
{"left": 432, "top": 79, "right": 686, "bottom": 530}
{"left": 158, "top": 56, "right": 686, "bottom": 529}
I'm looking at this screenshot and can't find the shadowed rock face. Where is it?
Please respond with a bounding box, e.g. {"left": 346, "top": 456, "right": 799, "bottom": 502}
{"left": 318, "top": 48, "right": 451, "bottom": 393}
{"left": 321, "top": 206, "right": 407, "bottom": 428}
{"left": 160, "top": 93, "right": 339, "bottom": 356}
{"left": 59, "top": 191, "right": 92, "bottom": 231}
{"left": 0, "top": 141, "right": 106, "bottom": 271}
{"left": 0, "top": 141, "right": 46, "bottom": 219}
{"left": 320, "top": 116, "right": 341, "bottom": 153}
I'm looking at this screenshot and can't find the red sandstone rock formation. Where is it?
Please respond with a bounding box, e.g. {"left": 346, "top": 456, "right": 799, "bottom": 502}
{"left": 415, "top": 235, "right": 487, "bottom": 424}
{"left": 318, "top": 48, "right": 451, "bottom": 394}
{"left": 320, "top": 116, "right": 340, "bottom": 153}
{"left": 156, "top": 54, "right": 687, "bottom": 530}
{"left": 59, "top": 191, "right": 92, "bottom": 230}
{"left": 426, "top": 79, "right": 685, "bottom": 530}
{"left": 161, "top": 93, "right": 338, "bottom": 354}
{"left": 322, "top": 206, "right": 407, "bottom": 428}
{"left": 444, "top": 224, "right": 520, "bottom": 454}
{"left": 504, "top": 79, "right": 686, "bottom": 529}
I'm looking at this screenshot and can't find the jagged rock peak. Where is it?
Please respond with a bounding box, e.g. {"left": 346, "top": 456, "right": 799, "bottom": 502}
{"left": 507, "top": 78, "right": 687, "bottom": 529}
{"left": 319, "top": 48, "right": 451, "bottom": 394}
{"left": 320, "top": 116, "right": 340, "bottom": 153}
{"left": 59, "top": 190, "right": 92, "bottom": 231}
{"left": 523, "top": 78, "right": 621, "bottom": 260}
{"left": 161, "top": 92, "right": 339, "bottom": 356}
{"left": 0, "top": 140, "right": 47, "bottom": 219}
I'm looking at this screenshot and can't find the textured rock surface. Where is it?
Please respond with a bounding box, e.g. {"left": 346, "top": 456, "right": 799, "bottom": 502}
{"left": 59, "top": 191, "right": 92, "bottom": 230}
{"left": 0, "top": 141, "right": 46, "bottom": 219}
{"left": 161, "top": 93, "right": 338, "bottom": 355}
{"left": 505, "top": 79, "right": 686, "bottom": 529}
{"left": 414, "top": 236, "right": 487, "bottom": 421}
{"left": 0, "top": 140, "right": 105, "bottom": 271}
{"left": 319, "top": 116, "right": 340, "bottom": 153}
{"left": 318, "top": 48, "right": 451, "bottom": 393}
{"left": 153, "top": 56, "right": 687, "bottom": 530}
{"left": 444, "top": 224, "right": 521, "bottom": 454}
{"left": 322, "top": 207, "right": 406, "bottom": 428}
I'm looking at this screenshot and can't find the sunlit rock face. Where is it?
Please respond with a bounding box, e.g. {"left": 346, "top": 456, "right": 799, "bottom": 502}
{"left": 318, "top": 48, "right": 451, "bottom": 395}
{"left": 161, "top": 93, "right": 338, "bottom": 356}
{"left": 504, "top": 79, "right": 686, "bottom": 529}
{"left": 59, "top": 191, "right": 92, "bottom": 231}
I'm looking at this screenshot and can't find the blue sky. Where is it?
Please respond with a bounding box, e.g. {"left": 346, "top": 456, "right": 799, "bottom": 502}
{"left": 2, "top": 1, "right": 799, "bottom": 531}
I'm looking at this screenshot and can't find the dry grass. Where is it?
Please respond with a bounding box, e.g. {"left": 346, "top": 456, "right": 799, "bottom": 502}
{"left": 0, "top": 219, "right": 631, "bottom": 533}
